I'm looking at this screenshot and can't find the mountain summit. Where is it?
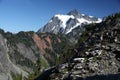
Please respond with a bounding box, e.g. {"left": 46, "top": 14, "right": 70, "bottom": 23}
{"left": 67, "top": 9, "right": 81, "bottom": 17}
{"left": 38, "top": 9, "right": 102, "bottom": 34}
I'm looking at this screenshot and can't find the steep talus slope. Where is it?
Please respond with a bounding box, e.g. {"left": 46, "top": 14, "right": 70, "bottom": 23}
{"left": 33, "top": 33, "right": 52, "bottom": 59}
{"left": 37, "top": 13, "right": 120, "bottom": 80}
{"left": 36, "top": 33, "right": 72, "bottom": 65}
{"left": 0, "top": 30, "right": 71, "bottom": 80}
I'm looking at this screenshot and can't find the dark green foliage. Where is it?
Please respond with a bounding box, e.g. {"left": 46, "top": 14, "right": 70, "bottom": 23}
{"left": 59, "top": 46, "right": 74, "bottom": 63}
{"left": 5, "top": 31, "right": 35, "bottom": 47}
{"left": 0, "top": 28, "right": 5, "bottom": 34}
{"left": 45, "top": 48, "right": 57, "bottom": 64}
{"left": 105, "top": 12, "right": 120, "bottom": 21}
{"left": 11, "top": 72, "right": 23, "bottom": 80}
{"left": 85, "top": 23, "right": 96, "bottom": 32}
{"left": 26, "top": 58, "right": 42, "bottom": 80}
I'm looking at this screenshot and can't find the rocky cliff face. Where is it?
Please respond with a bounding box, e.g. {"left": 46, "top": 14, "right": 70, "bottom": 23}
{"left": 38, "top": 9, "right": 102, "bottom": 34}
{"left": 0, "top": 30, "right": 71, "bottom": 80}
{"left": 36, "top": 13, "right": 120, "bottom": 80}
{"left": 0, "top": 33, "right": 28, "bottom": 80}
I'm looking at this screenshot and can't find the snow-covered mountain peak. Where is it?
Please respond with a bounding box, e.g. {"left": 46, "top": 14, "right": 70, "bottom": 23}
{"left": 38, "top": 10, "right": 102, "bottom": 34}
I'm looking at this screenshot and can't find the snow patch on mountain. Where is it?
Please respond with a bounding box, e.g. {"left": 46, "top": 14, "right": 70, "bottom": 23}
{"left": 51, "top": 26, "right": 55, "bottom": 31}
{"left": 89, "top": 16, "right": 94, "bottom": 18}
{"left": 49, "top": 20, "right": 53, "bottom": 23}
{"left": 55, "top": 14, "right": 74, "bottom": 29}
{"left": 81, "top": 14, "right": 85, "bottom": 16}
{"left": 96, "top": 18, "right": 102, "bottom": 23}
{"left": 77, "top": 18, "right": 92, "bottom": 24}
{"left": 66, "top": 23, "right": 81, "bottom": 34}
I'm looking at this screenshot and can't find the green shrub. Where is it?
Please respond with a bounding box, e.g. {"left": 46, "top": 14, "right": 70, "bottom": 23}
{"left": 11, "top": 72, "right": 23, "bottom": 80}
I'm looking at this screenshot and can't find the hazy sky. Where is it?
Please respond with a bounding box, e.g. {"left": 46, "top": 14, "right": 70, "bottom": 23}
{"left": 0, "top": 0, "right": 120, "bottom": 33}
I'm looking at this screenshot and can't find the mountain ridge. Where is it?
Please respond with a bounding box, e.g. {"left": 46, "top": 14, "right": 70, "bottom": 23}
{"left": 35, "top": 12, "right": 120, "bottom": 80}
{"left": 38, "top": 9, "right": 102, "bottom": 34}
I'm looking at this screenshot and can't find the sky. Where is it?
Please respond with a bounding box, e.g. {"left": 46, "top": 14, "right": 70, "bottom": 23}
{"left": 0, "top": 0, "right": 120, "bottom": 33}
